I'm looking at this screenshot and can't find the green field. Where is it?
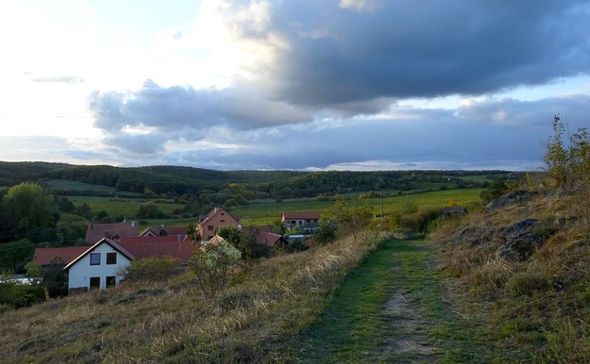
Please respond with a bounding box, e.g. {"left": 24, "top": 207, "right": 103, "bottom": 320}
{"left": 45, "top": 179, "right": 116, "bottom": 194}
{"left": 232, "top": 188, "right": 483, "bottom": 225}
{"left": 66, "top": 196, "right": 185, "bottom": 217}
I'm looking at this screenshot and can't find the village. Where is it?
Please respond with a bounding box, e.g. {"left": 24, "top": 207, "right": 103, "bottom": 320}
{"left": 31, "top": 207, "right": 322, "bottom": 292}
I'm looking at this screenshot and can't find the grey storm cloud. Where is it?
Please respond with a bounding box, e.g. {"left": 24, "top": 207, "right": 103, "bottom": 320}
{"left": 89, "top": 80, "right": 311, "bottom": 133}
{"left": 253, "top": 0, "right": 590, "bottom": 107}
{"left": 86, "top": 1, "right": 590, "bottom": 163}
{"left": 158, "top": 95, "right": 590, "bottom": 170}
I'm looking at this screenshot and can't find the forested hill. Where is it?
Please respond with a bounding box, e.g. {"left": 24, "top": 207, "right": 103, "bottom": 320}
{"left": 0, "top": 161, "right": 518, "bottom": 199}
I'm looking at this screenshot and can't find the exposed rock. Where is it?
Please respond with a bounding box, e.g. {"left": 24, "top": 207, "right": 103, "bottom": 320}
{"left": 485, "top": 190, "right": 535, "bottom": 212}
{"left": 441, "top": 206, "right": 467, "bottom": 219}
{"left": 497, "top": 219, "right": 551, "bottom": 261}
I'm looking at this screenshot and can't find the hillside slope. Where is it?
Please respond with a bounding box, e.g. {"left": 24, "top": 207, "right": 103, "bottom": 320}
{"left": 0, "top": 233, "right": 383, "bottom": 363}
{"left": 432, "top": 189, "right": 590, "bottom": 362}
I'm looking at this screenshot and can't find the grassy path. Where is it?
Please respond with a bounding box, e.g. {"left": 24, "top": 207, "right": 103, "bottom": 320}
{"left": 296, "top": 239, "right": 490, "bottom": 363}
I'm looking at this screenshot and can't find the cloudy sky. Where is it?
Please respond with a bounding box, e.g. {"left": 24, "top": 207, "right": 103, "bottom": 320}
{"left": 1, "top": 0, "right": 589, "bottom": 171}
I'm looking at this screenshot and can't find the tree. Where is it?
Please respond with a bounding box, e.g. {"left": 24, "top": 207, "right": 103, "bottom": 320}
{"left": 3, "top": 183, "right": 58, "bottom": 242}
{"left": 545, "top": 114, "right": 570, "bottom": 188}
{"left": 241, "top": 228, "right": 271, "bottom": 260}
{"left": 326, "top": 200, "right": 373, "bottom": 238}
{"left": 136, "top": 202, "right": 165, "bottom": 219}
{"left": 271, "top": 218, "right": 286, "bottom": 235}
{"left": 217, "top": 226, "right": 242, "bottom": 248}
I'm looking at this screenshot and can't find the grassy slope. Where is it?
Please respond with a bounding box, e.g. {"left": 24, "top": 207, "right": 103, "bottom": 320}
{"left": 298, "top": 239, "right": 491, "bottom": 363}
{"left": 431, "top": 192, "right": 590, "bottom": 362}
{"left": 0, "top": 233, "right": 384, "bottom": 363}
{"left": 66, "top": 196, "right": 185, "bottom": 217}
{"left": 233, "top": 188, "right": 483, "bottom": 225}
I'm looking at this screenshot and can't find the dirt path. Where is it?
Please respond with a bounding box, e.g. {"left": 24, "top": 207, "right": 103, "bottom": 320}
{"left": 296, "top": 239, "right": 488, "bottom": 363}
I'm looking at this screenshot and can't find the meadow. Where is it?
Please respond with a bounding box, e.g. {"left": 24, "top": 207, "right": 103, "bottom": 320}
{"left": 232, "top": 188, "right": 483, "bottom": 225}
{"left": 66, "top": 196, "right": 185, "bottom": 218}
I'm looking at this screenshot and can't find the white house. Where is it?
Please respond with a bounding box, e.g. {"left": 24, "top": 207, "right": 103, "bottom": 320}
{"left": 63, "top": 236, "right": 197, "bottom": 292}
{"left": 64, "top": 238, "right": 133, "bottom": 291}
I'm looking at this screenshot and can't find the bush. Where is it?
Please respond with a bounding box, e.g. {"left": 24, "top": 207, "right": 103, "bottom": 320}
{"left": 400, "top": 208, "right": 441, "bottom": 233}
{"left": 505, "top": 272, "right": 549, "bottom": 297}
{"left": 190, "top": 239, "right": 241, "bottom": 298}
{"left": 124, "top": 257, "right": 179, "bottom": 281}
{"left": 314, "top": 223, "right": 337, "bottom": 244}
{"left": 0, "top": 281, "right": 45, "bottom": 309}
{"left": 286, "top": 238, "right": 308, "bottom": 253}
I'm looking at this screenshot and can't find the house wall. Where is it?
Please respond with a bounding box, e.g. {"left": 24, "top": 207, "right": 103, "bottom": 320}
{"left": 68, "top": 243, "right": 131, "bottom": 290}
{"left": 198, "top": 209, "right": 239, "bottom": 241}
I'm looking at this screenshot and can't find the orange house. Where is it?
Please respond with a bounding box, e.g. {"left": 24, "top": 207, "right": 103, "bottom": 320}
{"left": 197, "top": 207, "right": 240, "bottom": 241}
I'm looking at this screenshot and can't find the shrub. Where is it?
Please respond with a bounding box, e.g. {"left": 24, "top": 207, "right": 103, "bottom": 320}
{"left": 190, "top": 239, "right": 241, "bottom": 298}
{"left": 314, "top": 222, "right": 337, "bottom": 244}
{"left": 124, "top": 257, "right": 179, "bottom": 281}
{"left": 0, "top": 281, "right": 45, "bottom": 309}
{"left": 400, "top": 208, "right": 441, "bottom": 233}
{"left": 505, "top": 272, "right": 549, "bottom": 297}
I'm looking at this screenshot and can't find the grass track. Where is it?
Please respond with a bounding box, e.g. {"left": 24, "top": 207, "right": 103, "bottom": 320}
{"left": 297, "top": 239, "right": 491, "bottom": 363}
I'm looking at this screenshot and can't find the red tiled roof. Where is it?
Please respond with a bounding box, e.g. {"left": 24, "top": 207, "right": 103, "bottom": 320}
{"left": 200, "top": 207, "right": 239, "bottom": 225}
{"left": 64, "top": 237, "right": 197, "bottom": 270}
{"left": 34, "top": 246, "right": 88, "bottom": 266}
{"left": 165, "top": 226, "right": 188, "bottom": 236}
{"left": 120, "top": 235, "right": 184, "bottom": 244}
{"left": 244, "top": 226, "right": 284, "bottom": 247}
{"left": 85, "top": 223, "right": 138, "bottom": 244}
{"left": 119, "top": 236, "right": 196, "bottom": 262}
{"left": 282, "top": 211, "right": 321, "bottom": 220}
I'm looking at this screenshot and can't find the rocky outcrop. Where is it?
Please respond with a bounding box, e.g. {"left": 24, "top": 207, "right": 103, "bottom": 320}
{"left": 485, "top": 190, "right": 535, "bottom": 212}
{"left": 497, "top": 219, "right": 552, "bottom": 261}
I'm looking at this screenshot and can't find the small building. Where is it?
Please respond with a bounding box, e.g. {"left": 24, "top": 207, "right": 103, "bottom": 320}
{"left": 282, "top": 212, "right": 321, "bottom": 234}
{"left": 197, "top": 207, "right": 240, "bottom": 242}
{"left": 64, "top": 236, "right": 196, "bottom": 292}
{"left": 85, "top": 222, "right": 138, "bottom": 244}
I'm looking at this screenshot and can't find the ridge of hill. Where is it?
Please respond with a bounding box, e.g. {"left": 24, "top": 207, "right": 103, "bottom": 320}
{"left": 0, "top": 161, "right": 518, "bottom": 200}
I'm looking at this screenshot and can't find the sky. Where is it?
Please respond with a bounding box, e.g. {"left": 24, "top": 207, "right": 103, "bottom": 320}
{"left": 1, "top": 0, "right": 590, "bottom": 171}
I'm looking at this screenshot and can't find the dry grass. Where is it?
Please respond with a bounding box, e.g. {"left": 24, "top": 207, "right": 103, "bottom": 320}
{"left": 0, "top": 232, "right": 384, "bottom": 363}
{"left": 430, "top": 190, "right": 590, "bottom": 362}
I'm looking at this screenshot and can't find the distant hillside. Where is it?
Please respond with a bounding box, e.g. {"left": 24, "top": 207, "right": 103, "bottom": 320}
{"left": 0, "top": 161, "right": 521, "bottom": 201}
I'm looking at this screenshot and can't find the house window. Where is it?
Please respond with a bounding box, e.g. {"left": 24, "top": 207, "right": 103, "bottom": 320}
{"left": 90, "top": 253, "right": 100, "bottom": 265}
{"left": 221, "top": 212, "right": 225, "bottom": 215}
{"left": 220, "top": 219, "right": 225, "bottom": 223}
{"left": 90, "top": 277, "right": 100, "bottom": 289}
{"left": 106, "top": 252, "right": 117, "bottom": 265}
{"left": 106, "top": 276, "right": 116, "bottom": 288}
{"left": 208, "top": 225, "right": 214, "bottom": 231}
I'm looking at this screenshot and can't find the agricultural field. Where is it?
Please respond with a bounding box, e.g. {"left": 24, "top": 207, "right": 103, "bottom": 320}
{"left": 44, "top": 179, "right": 116, "bottom": 194}
{"left": 66, "top": 196, "right": 185, "bottom": 218}
{"left": 232, "top": 188, "right": 483, "bottom": 225}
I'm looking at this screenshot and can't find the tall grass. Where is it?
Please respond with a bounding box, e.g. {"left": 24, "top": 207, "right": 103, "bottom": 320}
{"left": 0, "top": 232, "right": 384, "bottom": 363}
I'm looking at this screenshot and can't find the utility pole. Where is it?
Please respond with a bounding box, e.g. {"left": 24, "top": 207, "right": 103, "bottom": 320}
{"left": 381, "top": 191, "right": 384, "bottom": 228}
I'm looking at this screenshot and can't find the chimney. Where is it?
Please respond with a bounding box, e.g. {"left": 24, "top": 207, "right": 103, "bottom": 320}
{"left": 131, "top": 220, "right": 136, "bottom": 228}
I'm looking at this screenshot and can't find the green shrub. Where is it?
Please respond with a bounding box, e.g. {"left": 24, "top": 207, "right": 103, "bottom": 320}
{"left": 190, "top": 239, "right": 241, "bottom": 298}
{"left": 0, "top": 281, "right": 45, "bottom": 308}
{"left": 505, "top": 272, "right": 549, "bottom": 297}
{"left": 124, "top": 257, "right": 179, "bottom": 281}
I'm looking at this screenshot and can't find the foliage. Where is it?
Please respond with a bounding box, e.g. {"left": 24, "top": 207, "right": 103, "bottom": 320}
{"left": 0, "top": 274, "right": 45, "bottom": 309}
{"left": 136, "top": 202, "right": 166, "bottom": 219}
{"left": 241, "top": 228, "right": 272, "bottom": 259}
{"left": 326, "top": 200, "right": 373, "bottom": 238}
{"left": 190, "top": 239, "right": 241, "bottom": 299}
{"left": 217, "top": 226, "right": 242, "bottom": 247}
{"left": 41, "top": 264, "right": 68, "bottom": 297}
{"left": 124, "top": 257, "right": 179, "bottom": 282}
{"left": 2, "top": 183, "right": 59, "bottom": 242}
{"left": 25, "top": 262, "right": 42, "bottom": 278}
{"left": 314, "top": 222, "right": 337, "bottom": 244}
{"left": 399, "top": 208, "right": 442, "bottom": 233}
{"left": 480, "top": 178, "right": 509, "bottom": 204}
{"left": 271, "top": 218, "right": 287, "bottom": 235}
{"left": 286, "top": 237, "right": 308, "bottom": 252}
